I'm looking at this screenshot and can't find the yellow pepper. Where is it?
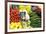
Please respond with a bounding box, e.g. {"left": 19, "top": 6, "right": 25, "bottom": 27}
{"left": 9, "top": 22, "right": 22, "bottom": 29}
{"left": 9, "top": 22, "right": 16, "bottom": 29}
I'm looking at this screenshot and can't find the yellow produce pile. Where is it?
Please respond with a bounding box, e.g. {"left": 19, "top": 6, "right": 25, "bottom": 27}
{"left": 9, "top": 22, "right": 22, "bottom": 29}
{"left": 19, "top": 5, "right": 31, "bottom": 14}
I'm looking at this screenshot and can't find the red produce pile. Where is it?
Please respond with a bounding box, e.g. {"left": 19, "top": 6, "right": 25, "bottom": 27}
{"left": 10, "top": 6, "right": 20, "bottom": 23}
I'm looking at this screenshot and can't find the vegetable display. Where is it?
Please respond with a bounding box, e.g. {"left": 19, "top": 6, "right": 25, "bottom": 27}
{"left": 9, "top": 5, "right": 41, "bottom": 29}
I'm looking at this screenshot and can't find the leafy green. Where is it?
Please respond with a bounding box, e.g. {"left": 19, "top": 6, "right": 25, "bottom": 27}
{"left": 29, "top": 12, "right": 41, "bottom": 28}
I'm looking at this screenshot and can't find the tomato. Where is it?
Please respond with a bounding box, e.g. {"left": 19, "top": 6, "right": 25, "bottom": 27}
{"left": 10, "top": 6, "right": 20, "bottom": 23}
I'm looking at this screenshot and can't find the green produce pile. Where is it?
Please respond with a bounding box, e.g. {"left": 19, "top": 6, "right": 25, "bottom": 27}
{"left": 29, "top": 12, "right": 41, "bottom": 28}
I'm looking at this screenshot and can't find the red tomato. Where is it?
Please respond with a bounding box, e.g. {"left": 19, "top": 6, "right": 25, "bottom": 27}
{"left": 10, "top": 6, "right": 20, "bottom": 23}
